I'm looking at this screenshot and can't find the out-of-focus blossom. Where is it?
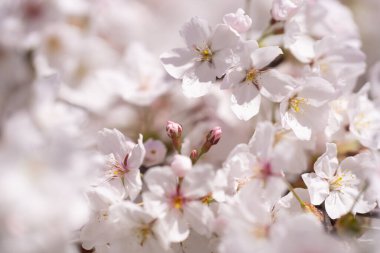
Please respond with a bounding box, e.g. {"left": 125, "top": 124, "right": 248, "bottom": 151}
{"left": 271, "top": 0, "right": 304, "bottom": 21}
{"left": 348, "top": 86, "right": 380, "bottom": 150}
{"left": 143, "top": 139, "right": 167, "bottom": 167}
{"left": 223, "top": 8, "right": 252, "bottom": 34}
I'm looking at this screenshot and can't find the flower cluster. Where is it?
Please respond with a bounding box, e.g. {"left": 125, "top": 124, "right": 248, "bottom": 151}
{"left": 1, "top": 0, "right": 380, "bottom": 253}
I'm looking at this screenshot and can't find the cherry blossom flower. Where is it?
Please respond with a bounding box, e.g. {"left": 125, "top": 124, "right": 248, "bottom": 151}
{"left": 310, "top": 36, "right": 366, "bottom": 92}
{"left": 272, "top": 214, "right": 347, "bottom": 253}
{"left": 221, "top": 41, "right": 293, "bottom": 120}
{"left": 279, "top": 77, "right": 336, "bottom": 140}
{"left": 143, "top": 139, "right": 167, "bottom": 167}
{"left": 221, "top": 122, "right": 296, "bottom": 200}
{"left": 80, "top": 186, "right": 122, "bottom": 250}
{"left": 160, "top": 17, "right": 240, "bottom": 96}
{"left": 106, "top": 201, "right": 172, "bottom": 253}
{"left": 302, "top": 143, "right": 376, "bottom": 219}
{"left": 348, "top": 87, "right": 380, "bottom": 150}
{"left": 97, "top": 129, "right": 146, "bottom": 200}
{"left": 142, "top": 164, "right": 215, "bottom": 243}
{"left": 218, "top": 182, "right": 278, "bottom": 253}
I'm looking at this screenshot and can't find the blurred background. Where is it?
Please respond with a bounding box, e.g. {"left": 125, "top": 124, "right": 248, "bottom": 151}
{"left": 0, "top": 0, "right": 380, "bottom": 252}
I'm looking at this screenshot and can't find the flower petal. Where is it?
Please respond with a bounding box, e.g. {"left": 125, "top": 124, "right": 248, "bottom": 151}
{"left": 144, "top": 166, "right": 177, "bottom": 196}
{"left": 182, "top": 74, "right": 213, "bottom": 98}
{"left": 231, "top": 85, "right": 261, "bottom": 121}
{"left": 251, "top": 46, "right": 283, "bottom": 70}
{"left": 259, "top": 69, "right": 294, "bottom": 102}
{"left": 248, "top": 121, "right": 275, "bottom": 161}
{"left": 184, "top": 201, "right": 214, "bottom": 236}
{"left": 302, "top": 173, "right": 329, "bottom": 205}
{"left": 180, "top": 17, "right": 211, "bottom": 48}
{"left": 211, "top": 24, "right": 240, "bottom": 51}
{"left": 160, "top": 48, "right": 196, "bottom": 79}
{"left": 314, "top": 143, "right": 339, "bottom": 179}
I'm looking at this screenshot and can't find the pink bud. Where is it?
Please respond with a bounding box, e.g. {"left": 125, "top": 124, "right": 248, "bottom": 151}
{"left": 199, "top": 126, "right": 222, "bottom": 156}
{"left": 166, "top": 121, "right": 182, "bottom": 139}
{"left": 206, "top": 126, "right": 222, "bottom": 145}
{"left": 171, "top": 155, "right": 192, "bottom": 177}
{"left": 223, "top": 8, "right": 252, "bottom": 33}
{"left": 190, "top": 149, "right": 198, "bottom": 161}
{"left": 271, "top": 0, "right": 304, "bottom": 21}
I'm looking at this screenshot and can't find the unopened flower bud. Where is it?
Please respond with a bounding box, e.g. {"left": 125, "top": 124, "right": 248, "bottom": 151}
{"left": 271, "top": 0, "right": 304, "bottom": 21}
{"left": 166, "top": 121, "right": 183, "bottom": 153}
{"left": 200, "top": 126, "right": 222, "bottom": 155}
{"left": 171, "top": 155, "right": 192, "bottom": 177}
{"left": 223, "top": 8, "right": 252, "bottom": 33}
{"left": 190, "top": 149, "right": 198, "bottom": 163}
{"left": 166, "top": 121, "right": 182, "bottom": 139}
{"left": 206, "top": 126, "right": 222, "bottom": 145}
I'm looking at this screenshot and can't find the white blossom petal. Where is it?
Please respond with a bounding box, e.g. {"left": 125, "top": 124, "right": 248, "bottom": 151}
{"left": 302, "top": 173, "right": 330, "bottom": 205}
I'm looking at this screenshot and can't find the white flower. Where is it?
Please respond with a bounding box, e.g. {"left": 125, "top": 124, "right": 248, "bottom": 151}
{"left": 274, "top": 188, "right": 311, "bottom": 219}
{"left": 107, "top": 201, "right": 172, "bottom": 253}
{"left": 221, "top": 121, "right": 290, "bottom": 200}
{"left": 272, "top": 214, "right": 347, "bottom": 253}
{"left": 271, "top": 0, "right": 304, "bottom": 21}
{"left": 218, "top": 182, "right": 277, "bottom": 253}
{"left": 223, "top": 9, "right": 252, "bottom": 34}
{"left": 310, "top": 36, "right": 366, "bottom": 92}
{"left": 160, "top": 17, "right": 240, "bottom": 95}
{"left": 348, "top": 87, "right": 380, "bottom": 150}
{"left": 283, "top": 17, "right": 315, "bottom": 63}
{"left": 80, "top": 186, "right": 122, "bottom": 250}
{"left": 282, "top": 1, "right": 361, "bottom": 63}
{"left": 280, "top": 77, "right": 335, "bottom": 140}
{"left": 302, "top": 143, "right": 376, "bottom": 219}
{"left": 97, "top": 129, "right": 146, "bottom": 201}
{"left": 143, "top": 139, "right": 167, "bottom": 167}
{"left": 222, "top": 41, "right": 293, "bottom": 121}
{"left": 98, "top": 43, "right": 170, "bottom": 106}
{"left": 142, "top": 165, "right": 215, "bottom": 243}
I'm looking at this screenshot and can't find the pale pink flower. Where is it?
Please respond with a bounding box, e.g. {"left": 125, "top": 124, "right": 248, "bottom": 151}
{"left": 160, "top": 17, "right": 240, "bottom": 96}
{"left": 97, "top": 129, "right": 145, "bottom": 200}
{"left": 223, "top": 8, "right": 252, "bottom": 34}
{"left": 302, "top": 143, "right": 376, "bottom": 219}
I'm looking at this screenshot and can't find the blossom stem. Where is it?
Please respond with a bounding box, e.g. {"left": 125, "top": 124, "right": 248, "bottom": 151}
{"left": 281, "top": 173, "right": 305, "bottom": 208}
{"left": 349, "top": 180, "right": 369, "bottom": 213}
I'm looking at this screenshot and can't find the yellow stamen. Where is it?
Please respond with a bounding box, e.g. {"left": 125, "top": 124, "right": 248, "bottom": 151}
{"left": 200, "top": 194, "right": 214, "bottom": 205}
{"left": 138, "top": 226, "right": 152, "bottom": 246}
{"left": 319, "top": 62, "right": 330, "bottom": 75}
{"left": 289, "top": 96, "right": 307, "bottom": 113}
{"left": 353, "top": 113, "right": 372, "bottom": 132}
{"left": 97, "top": 210, "right": 108, "bottom": 222}
{"left": 200, "top": 48, "right": 212, "bottom": 62}
{"left": 245, "top": 69, "right": 258, "bottom": 82}
{"left": 252, "top": 225, "right": 269, "bottom": 239}
{"left": 330, "top": 175, "right": 344, "bottom": 191}
{"left": 173, "top": 195, "right": 184, "bottom": 209}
